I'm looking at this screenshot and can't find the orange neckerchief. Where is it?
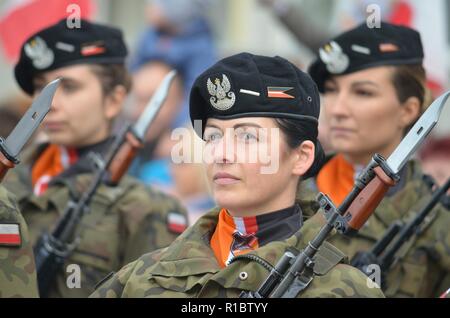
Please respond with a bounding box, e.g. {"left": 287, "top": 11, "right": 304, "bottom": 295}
{"left": 31, "top": 144, "right": 78, "bottom": 195}
{"left": 316, "top": 154, "right": 356, "bottom": 206}
{"left": 210, "top": 208, "right": 259, "bottom": 268}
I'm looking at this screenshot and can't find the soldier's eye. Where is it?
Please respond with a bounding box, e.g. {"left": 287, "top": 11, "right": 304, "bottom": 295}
{"left": 62, "top": 83, "right": 79, "bottom": 93}
{"left": 204, "top": 131, "right": 222, "bottom": 143}
{"left": 354, "top": 89, "right": 375, "bottom": 97}
{"left": 323, "top": 85, "right": 337, "bottom": 94}
{"left": 237, "top": 131, "right": 258, "bottom": 143}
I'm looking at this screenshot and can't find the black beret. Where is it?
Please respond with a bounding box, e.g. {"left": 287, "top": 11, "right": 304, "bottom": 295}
{"left": 190, "top": 52, "right": 324, "bottom": 179}
{"left": 190, "top": 52, "right": 320, "bottom": 130}
{"left": 14, "top": 18, "right": 128, "bottom": 95}
{"left": 308, "top": 21, "right": 424, "bottom": 92}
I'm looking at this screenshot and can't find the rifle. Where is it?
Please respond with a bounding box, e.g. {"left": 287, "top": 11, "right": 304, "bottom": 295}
{"left": 351, "top": 177, "right": 450, "bottom": 283}
{"left": 241, "top": 90, "right": 450, "bottom": 298}
{"left": 33, "top": 71, "right": 176, "bottom": 297}
{"left": 0, "top": 79, "right": 59, "bottom": 182}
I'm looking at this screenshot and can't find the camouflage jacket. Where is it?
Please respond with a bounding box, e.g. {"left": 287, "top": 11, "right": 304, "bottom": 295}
{"left": 299, "top": 159, "right": 450, "bottom": 298}
{"left": 0, "top": 185, "right": 38, "bottom": 298}
{"left": 2, "top": 144, "right": 188, "bottom": 298}
{"left": 90, "top": 204, "right": 385, "bottom": 298}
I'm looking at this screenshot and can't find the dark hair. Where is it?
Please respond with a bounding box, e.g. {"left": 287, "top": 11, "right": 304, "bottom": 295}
{"left": 274, "top": 118, "right": 324, "bottom": 180}
{"left": 89, "top": 63, "right": 132, "bottom": 96}
{"left": 390, "top": 64, "right": 431, "bottom": 134}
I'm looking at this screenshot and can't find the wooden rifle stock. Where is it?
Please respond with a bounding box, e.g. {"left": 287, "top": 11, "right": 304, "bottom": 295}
{"left": 343, "top": 166, "right": 396, "bottom": 234}
{"left": 0, "top": 151, "right": 16, "bottom": 183}
{"left": 108, "top": 131, "right": 143, "bottom": 185}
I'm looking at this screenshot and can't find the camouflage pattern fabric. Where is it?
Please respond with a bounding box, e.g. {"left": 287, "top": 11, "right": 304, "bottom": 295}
{"left": 2, "top": 146, "right": 189, "bottom": 298}
{"left": 90, "top": 205, "right": 385, "bottom": 298}
{"left": 299, "top": 159, "right": 450, "bottom": 298}
{"left": 0, "top": 185, "right": 38, "bottom": 298}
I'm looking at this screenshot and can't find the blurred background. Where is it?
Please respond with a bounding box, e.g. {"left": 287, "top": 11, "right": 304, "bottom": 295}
{"left": 0, "top": 0, "right": 449, "bottom": 221}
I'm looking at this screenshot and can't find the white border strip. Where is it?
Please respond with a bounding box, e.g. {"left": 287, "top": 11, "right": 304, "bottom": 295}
{"left": 240, "top": 89, "right": 260, "bottom": 96}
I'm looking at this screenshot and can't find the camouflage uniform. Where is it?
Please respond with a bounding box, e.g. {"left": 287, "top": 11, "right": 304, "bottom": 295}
{"left": 90, "top": 202, "right": 385, "bottom": 298}
{"left": 299, "top": 158, "right": 450, "bottom": 298}
{"left": 0, "top": 185, "right": 38, "bottom": 298}
{"left": 3, "top": 144, "right": 188, "bottom": 298}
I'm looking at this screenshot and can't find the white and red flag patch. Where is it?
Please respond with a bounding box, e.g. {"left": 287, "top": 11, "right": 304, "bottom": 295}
{"left": 81, "top": 43, "right": 105, "bottom": 56}
{"left": 167, "top": 213, "right": 188, "bottom": 234}
{"left": 0, "top": 223, "right": 21, "bottom": 246}
{"left": 267, "top": 87, "right": 294, "bottom": 99}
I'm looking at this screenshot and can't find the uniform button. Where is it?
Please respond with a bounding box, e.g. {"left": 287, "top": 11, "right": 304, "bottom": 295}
{"left": 239, "top": 271, "right": 248, "bottom": 281}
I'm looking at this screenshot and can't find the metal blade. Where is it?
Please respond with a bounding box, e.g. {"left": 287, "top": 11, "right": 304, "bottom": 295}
{"left": 386, "top": 90, "right": 450, "bottom": 174}
{"left": 2, "top": 78, "right": 60, "bottom": 158}
{"left": 132, "top": 70, "right": 177, "bottom": 140}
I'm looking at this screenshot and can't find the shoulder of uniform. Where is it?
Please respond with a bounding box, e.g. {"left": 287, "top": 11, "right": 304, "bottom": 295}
{"left": 404, "top": 160, "right": 432, "bottom": 192}
{"left": 201, "top": 206, "right": 222, "bottom": 218}
{"left": 0, "top": 187, "right": 24, "bottom": 247}
{"left": 20, "top": 142, "right": 49, "bottom": 165}
{"left": 307, "top": 263, "right": 385, "bottom": 298}
{"left": 118, "top": 176, "right": 177, "bottom": 204}
{"left": 153, "top": 211, "right": 221, "bottom": 262}
{"left": 56, "top": 174, "right": 190, "bottom": 235}
{"left": 297, "top": 198, "right": 320, "bottom": 218}
{"left": 91, "top": 247, "right": 169, "bottom": 298}
{"left": 313, "top": 241, "right": 347, "bottom": 275}
{"left": 407, "top": 159, "right": 424, "bottom": 177}
{"left": 115, "top": 177, "right": 190, "bottom": 234}
{"left": 0, "top": 186, "right": 18, "bottom": 211}
{"left": 91, "top": 259, "right": 139, "bottom": 298}
{"left": 2, "top": 161, "right": 34, "bottom": 201}
{"left": 374, "top": 160, "right": 433, "bottom": 223}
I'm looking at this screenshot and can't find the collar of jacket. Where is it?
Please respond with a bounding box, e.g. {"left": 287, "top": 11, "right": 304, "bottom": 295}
{"left": 146, "top": 205, "right": 345, "bottom": 294}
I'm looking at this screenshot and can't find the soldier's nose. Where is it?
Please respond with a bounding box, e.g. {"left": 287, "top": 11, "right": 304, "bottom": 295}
{"left": 213, "top": 134, "right": 235, "bottom": 164}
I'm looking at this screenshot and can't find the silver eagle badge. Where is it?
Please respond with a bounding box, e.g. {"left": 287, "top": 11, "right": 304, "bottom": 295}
{"left": 319, "top": 41, "right": 350, "bottom": 74}
{"left": 207, "top": 74, "right": 236, "bottom": 111}
{"left": 24, "top": 36, "right": 54, "bottom": 70}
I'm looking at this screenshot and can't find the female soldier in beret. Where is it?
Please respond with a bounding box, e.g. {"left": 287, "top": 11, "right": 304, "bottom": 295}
{"left": 91, "top": 52, "right": 384, "bottom": 298}
{"left": 304, "top": 21, "right": 450, "bottom": 297}
{"left": 3, "top": 19, "right": 188, "bottom": 298}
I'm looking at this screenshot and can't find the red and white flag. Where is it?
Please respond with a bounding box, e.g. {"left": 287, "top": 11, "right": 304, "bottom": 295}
{"left": 167, "top": 213, "right": 188, "bottom": 234}
{"left": 267, "top": 87, "right": 295, "bottom": 99}
{"left": 0, "top": 0, "right": 95, "bottom": 63}
{"left": 0, "top": 223, "right": 21, "bottom": 246}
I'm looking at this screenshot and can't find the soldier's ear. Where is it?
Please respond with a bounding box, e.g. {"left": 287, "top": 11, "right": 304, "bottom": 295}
{"left": 104, "top": 85, "right": 126, "bottom": 120}
{"left": 291, "top": 140, "right": 315, "bottom": 177}
{"left": 399, "top": 96, "right": 421, "bottom": 130}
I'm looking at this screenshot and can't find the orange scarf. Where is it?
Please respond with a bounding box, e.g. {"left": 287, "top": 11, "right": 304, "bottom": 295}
{"left": 210, "top": 208, "right": 259, "bottom": 268}
{"left": 31, "top": 144, "right": 78, "bottom": 195}
{"left": 316, "top": 154, "right": 356, "bottom": 206}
